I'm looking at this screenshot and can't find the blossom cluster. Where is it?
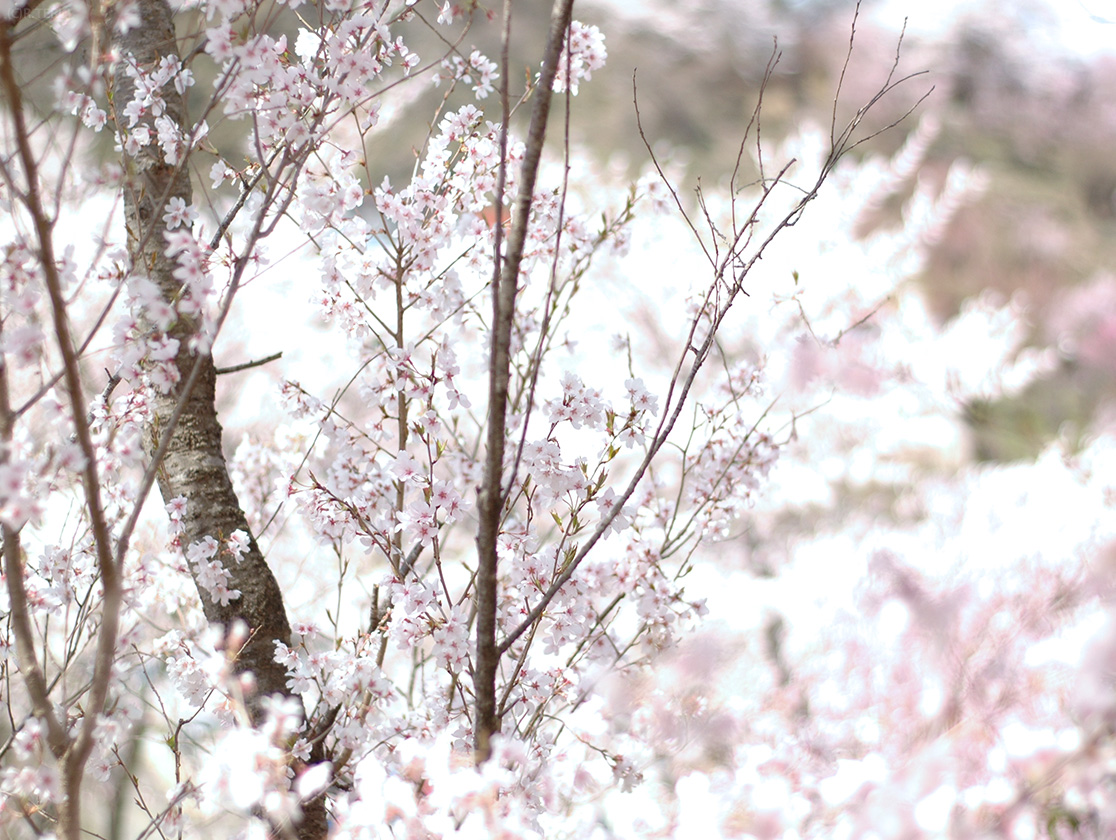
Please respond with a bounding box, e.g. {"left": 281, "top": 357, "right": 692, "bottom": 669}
{"left": 5, "top": 2, "right": 1115, "bottom": 839}
{"left": 552, "top": 21, "right": 607, "bottom": 95}
{"left": 115, "top": 54, "right": 197, "bottom": 163}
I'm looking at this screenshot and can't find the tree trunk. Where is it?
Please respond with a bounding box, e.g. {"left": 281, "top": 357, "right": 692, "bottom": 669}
{"left": 111, "top": 2, "right": 327, "bottom": 837}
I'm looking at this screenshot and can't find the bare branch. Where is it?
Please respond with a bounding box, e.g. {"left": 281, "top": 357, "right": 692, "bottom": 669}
{"left": 215, "top": 351, "right": 283, "bottom": 375}
{"left": 474, "top": 0, "right": 577, "bottom": 763}
{"left": 0, "top": 20, "right": 123, "bottom": 837}
{"left": 500, "top": 16, "right": 930, "bottom": 656}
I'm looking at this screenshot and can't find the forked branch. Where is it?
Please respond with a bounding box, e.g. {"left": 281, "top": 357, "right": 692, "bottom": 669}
{"left": 499, "top": 14, "right": 930, "bottom": 656}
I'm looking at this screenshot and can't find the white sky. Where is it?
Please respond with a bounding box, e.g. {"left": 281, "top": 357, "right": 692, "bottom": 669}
{"left": 589, "top": 0, "right": 1116, "bottom": 57}
{"left": 873, "top": 0, "right": 1116, "bottom": 56}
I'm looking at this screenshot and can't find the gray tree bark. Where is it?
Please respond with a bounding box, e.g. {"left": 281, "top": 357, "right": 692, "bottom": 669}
{"left": 110, "top": 2, "right": 327, "bottom": 837}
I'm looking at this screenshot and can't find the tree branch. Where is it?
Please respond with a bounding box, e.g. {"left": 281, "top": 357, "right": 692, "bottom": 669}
{"left": 498, "top": 19, "right": 929, "bottom": 657}
{"left": 215, "top": 351, "right": 283, "bottom": 375}
{"left": 0, "top": 19, "right": 123, "bottom": 839}
{"left": 473, "top": 0, "right": 576, "bottom": 762}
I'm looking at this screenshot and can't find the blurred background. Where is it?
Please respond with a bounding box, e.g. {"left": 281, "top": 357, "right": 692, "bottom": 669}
{"left": 15, "top": 0, "right": 1109, "bottom": 463}
{"left": 405, "top": 0, "right": 1116, "bottom": 465}
{"left": 10, "top": 0, "right": 1113, "bottom": 461}
{"left": 587, "top": 0, "right": 1116, "bottom": 463}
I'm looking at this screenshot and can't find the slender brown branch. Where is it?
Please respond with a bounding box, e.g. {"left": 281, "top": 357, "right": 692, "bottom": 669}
{"left": 0, "top": 332, "right": 68, "bottom": 760}
{"left": 215, "top": 351, "right": 283, "bottom": 375}
{"left": 632, "top": 73, "right": 713, "bottom": 266}
{"left": 831, "top": 0, "right": 862, "bottom": 148}
{"left": 0, "top": 18, "right": 123, "bottom": 840}
{"left": 0, "top": 31, "right": 72, "bottom": 763}
{"left": 474, "top": 0, "right": 576, "bottom": 763}
{"left": 500, "top": 21, "right": 930, "bottom": 657}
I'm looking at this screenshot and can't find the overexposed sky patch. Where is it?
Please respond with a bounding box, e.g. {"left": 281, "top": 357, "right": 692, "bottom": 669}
{"left": 873, "top": 0, "right": 1116, "bottom": 56}
{"left": 587, "top": 0, "right": 1116, "bottom": 58}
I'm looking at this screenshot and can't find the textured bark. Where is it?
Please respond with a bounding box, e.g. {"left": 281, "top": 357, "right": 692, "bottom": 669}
{"left": 112, "top": 0, "right": 294, "bottom": 726}
{"left": 111, "top": 3, "right": 327, "bottom": 837}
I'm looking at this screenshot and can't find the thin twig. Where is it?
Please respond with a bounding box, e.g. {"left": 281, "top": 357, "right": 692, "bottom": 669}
{"left": 214, "top": 351, "right": 282, "bottom": 375}
{"left": 500, "top": 13, "right": 931, "bottom": 656}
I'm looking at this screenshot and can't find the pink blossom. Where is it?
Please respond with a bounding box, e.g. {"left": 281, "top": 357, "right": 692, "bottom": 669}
{"left": 389, "top": 450, "right": 427, "bottom": 486}
{"left": 162, "top": 197, "right": 196, "bottom": 231}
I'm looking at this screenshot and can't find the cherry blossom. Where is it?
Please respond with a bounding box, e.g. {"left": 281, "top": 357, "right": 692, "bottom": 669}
{"left": 2, "top": 2, "right": 1110, "bottom": 840}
